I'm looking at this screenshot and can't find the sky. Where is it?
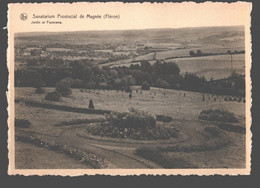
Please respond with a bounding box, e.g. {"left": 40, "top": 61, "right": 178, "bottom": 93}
{"left": 8, "top": 2, "right": 251, "bottom": 33}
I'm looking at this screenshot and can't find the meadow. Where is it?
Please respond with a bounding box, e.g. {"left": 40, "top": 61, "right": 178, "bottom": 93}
{"left": 167, "top": 54, "right": 245, "bottom": 80}
{"left": 15, "top": 87, "right": 245, "bottom": 121}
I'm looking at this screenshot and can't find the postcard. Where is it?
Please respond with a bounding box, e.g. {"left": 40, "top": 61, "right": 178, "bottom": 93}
{"left": 7, "top": 2, "right": 252, "bottom": 176}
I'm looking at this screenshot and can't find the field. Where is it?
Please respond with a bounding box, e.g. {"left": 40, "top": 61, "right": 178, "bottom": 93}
{"left": 167, "top": 54, "right": 245, "bottom": 80}
{"left": 15, "top": 87, "right": 246, "bottom": 169}
{"left": 105, "top": 53, "right": 245, "bottom": 80}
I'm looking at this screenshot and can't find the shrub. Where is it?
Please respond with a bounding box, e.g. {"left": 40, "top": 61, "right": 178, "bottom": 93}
{"left": 85, "top": 109, "right": 179, "bottom": 140}
{"left": 35, "top": 87, "right": 45, "bottom": 94}
{"left": 156, "top": 78, "right": 170, "bottom": 88}
{"left": 106, "top": 108, "right": 156, "bottom": 129}
{"left": 141, "top": 81, "right": 150, "bottom": 90}
{"left": 199, "top": 109, "right": 238, "bottom": 123}
{"left": 85, "top": 121, "right": 178, "bottom": 140}
{"left": 15, "top": 134, "right": 108, "bottom": 169}
{"left": 56, "top": 79, "right": 72, "bottom": 97}
{"left": 89, "top": 99, "right": 94, "bottom": 109}
{"left": 156, "top": 115, "right": 172, "bottom": 122}
{"left": 45, "top": 91, "right": 62, "bottom": 102}
{"left": 215, "top": 123, "right": 245, "bottom": 134}
{"left": 15, "top": 119, "right": 31, "bottom": 128}
{"left": 125, "top": 86, "right": 132, "bottom": 93}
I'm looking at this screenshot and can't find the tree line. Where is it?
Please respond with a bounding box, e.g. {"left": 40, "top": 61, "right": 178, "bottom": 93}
{"left": 15, "top": 59, "right": 245, "bottom": 97}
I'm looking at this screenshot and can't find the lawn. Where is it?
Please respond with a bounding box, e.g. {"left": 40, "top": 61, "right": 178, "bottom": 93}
{"left": 14, "top": 86, "right": 246, "bottom": 169}
{"left": 16, "top": 87, "right": 245, "bottom": 122}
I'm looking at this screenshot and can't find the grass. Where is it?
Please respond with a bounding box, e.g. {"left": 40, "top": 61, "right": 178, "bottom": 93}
{"left": 24, "top": 100, "right": 112, "bottom": 115}
{"left": 15, "top": 141, "right": 93, "bottom": 169}
{"left": 157, "top": 126, "right": 230, "bottom": 153}
{"left": 15, "top": 133, "right": 108, "bottom": 169}
{"left": 15, "top": 87, "right": 245, "bottom": 122}
{"left": 135, "top": 147, "right": 197, "bottom": 168}
{"left": 166, "top": 54, "right": 245, "bottom": 80}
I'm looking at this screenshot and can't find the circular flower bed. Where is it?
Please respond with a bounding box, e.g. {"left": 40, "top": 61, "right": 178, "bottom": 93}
{"left": 85, "top": 109, "right": 178, "bottom": 140}
{"left": 86, "top": 122, "right": 178, "bottom": 140}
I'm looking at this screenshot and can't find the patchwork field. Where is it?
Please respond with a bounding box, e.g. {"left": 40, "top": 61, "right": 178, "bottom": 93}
{"left": 167, "top": 54, "right": 245, "bottom": 80}
{"left": 106, "top": 53, "right": 244, "bottom": 80}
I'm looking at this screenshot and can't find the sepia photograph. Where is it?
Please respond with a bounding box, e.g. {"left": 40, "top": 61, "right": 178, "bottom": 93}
{"left": 7, "top": 2, "right": 252, "bottom": 176}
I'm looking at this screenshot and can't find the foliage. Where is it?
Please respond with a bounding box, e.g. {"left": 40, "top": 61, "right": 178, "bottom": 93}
{"left": 15, "top": 134, "right": 107, "bottom": 169}
{"left": 15, "top": 59, "right": 245, "bottom": 97}
{"left": 35, "top": 87, "right": 45, "bottom": 94}
{"left": 55, "top": 79, "right": 72, "bottom": 97}
{"left": 89, "top": 99, "right": 94, "bottom": 109}
{"left": 45, "top": 91, "right": 62, "bottom": 102}
{"left": 85, "top": 108, "right": 178, "bottom": 140}
{"left": 86, "top": 122, "right": 178, "bottom": 140}
{"left": 156, "top": 115, "right": 172, "bottom": 122}
{"left": 15, "top": 119, "right": 31, "bottom": 128}
{"left": 156, "top": 78, "right": 170, "bottom": 89}
{"left": 215, "top": 123, "right": 245, "bottom": 134}
{"left": 141, "top": 81, "right": 150, "bottom": 90}
{"left": 199, "top": 109, "right": 239, "bottom": 123}
{"left": 106, "top": 108, "right": 156, "bottom": 129}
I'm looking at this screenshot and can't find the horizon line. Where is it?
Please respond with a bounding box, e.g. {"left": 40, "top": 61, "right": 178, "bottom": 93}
{"left": 15, "top": 25, "right": 244, "bottom": 35}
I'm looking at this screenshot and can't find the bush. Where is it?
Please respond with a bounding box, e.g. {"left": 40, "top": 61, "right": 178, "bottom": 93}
{"left": 89, "top": 99, "right": 94, "bottom": 109}
{"left": 85, "top": 109, "right": 178, "bottom": 140}
{"left": 125, "top": 86, "right": 132, "bottom": 93}
{"left": 45, "top": 91, "right": 62, "bottom": 102}
{"left": 215, "top": 123, "right": 245, "bottom": 134}
{"left": 35, "top": 87, "right": 45, "bottom": 94}
{"left": 141, "top": 81, "right": 150, "bottom": 90}
{"left": 15, "top": 119, "right": 31, "bottom": 128}
{"left": 199, "top": 109, "right": 239, "bottom": 123}
{"left": 106, "top": 108, "right": 156, "bottom": 129}
{"left": 156, "top": 115, "right": 172, "bottom": 122}
{"left": 56, "top": 79, "right": 72, "bottom": 97}
{"left": 86, "top": 122, "right": 178, "bottom": 140}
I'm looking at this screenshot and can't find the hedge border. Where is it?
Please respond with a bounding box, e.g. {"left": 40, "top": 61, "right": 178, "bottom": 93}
{"left": 15, "top": 134, "right": 108, "bottom": 169}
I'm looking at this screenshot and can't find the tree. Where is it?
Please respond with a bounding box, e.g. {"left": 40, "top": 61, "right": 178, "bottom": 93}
{"left": 121, "top": 75, "right": 136, "bottom": 89}
{"left": 125, "top": 86, "right": 132, "bottom": 93}
{"left": 189, "top": 50, "right": 195, "bottom": 56}
{"left": 56, "top": 79, "right": 72, "bottom": 97}
{"left": 197, "top": 50, "right": 202, "bottom": 56}
{"left": 89, "top": 99, "right": 94, "bottom": 109}
{"left": 141, "top": 81, "right": 150, "bottom": 90}
{"left": 156, "top": 78, "right": 170, "bottom": 88}
{"left": 45, "top": 91, "right": 62, "bottom": 102}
